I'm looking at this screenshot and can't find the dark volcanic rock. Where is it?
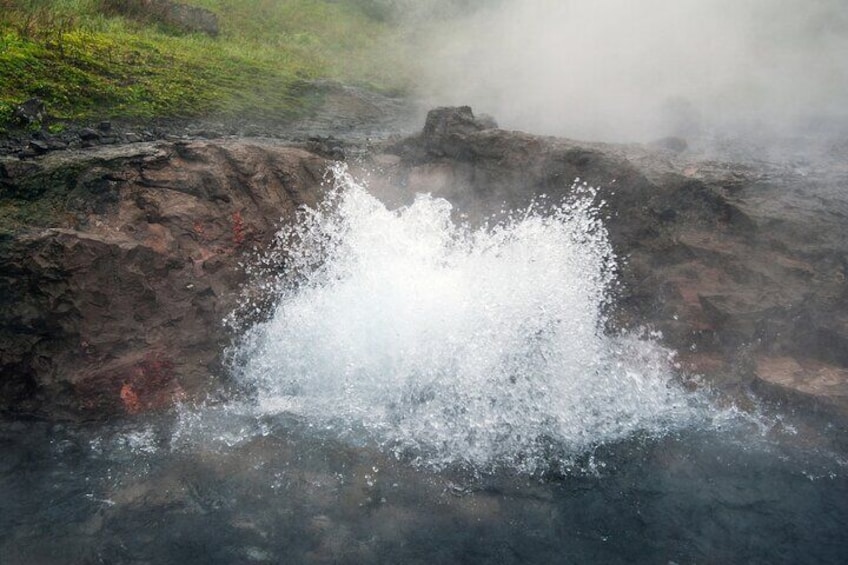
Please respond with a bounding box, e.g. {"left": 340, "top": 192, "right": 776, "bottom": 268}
{"left": 422, "top": 105, "right": 495, "bottom": 158}
{"left": 11, "top": 98, "right": 46, "bottom": 128}
{"left": 366, "top": 106, "right": 848, "bottom": 420}
{"left": 0, "top": 140, "right": 328, "bottom": 418}
{"left": 2, "top": 107, "right": 846, "bottom": 423}
{"left": 79, "top": 128, "right": 100, "bottom": 142}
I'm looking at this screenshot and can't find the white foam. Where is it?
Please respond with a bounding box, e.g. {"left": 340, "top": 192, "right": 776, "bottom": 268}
{"left": 232, "top": 164, "right": 703, "bottom": 472}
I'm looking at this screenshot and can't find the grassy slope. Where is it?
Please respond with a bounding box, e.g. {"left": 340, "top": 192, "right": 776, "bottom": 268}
{"left": 0, "top": 0, "right": 410, "bottom": 235}
{"left": 0, "top": 0, "right": 408, "bottom": 129}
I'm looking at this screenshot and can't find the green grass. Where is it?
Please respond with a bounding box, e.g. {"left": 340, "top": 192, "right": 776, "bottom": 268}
{"left": 0, "top": 0, "right": 410, "bottom": 128}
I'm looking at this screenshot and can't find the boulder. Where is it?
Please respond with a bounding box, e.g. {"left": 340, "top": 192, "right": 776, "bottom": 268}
{"left": 11, "top": 98, "right": 46, "bottom": 128}
{"left": 79, "top": 127, "right": 100, "bottom": 141}
{"left": 421, "top": 105, "right": 497, "bottom": 159}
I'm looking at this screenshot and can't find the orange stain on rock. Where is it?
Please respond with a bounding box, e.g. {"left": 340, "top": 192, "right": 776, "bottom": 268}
{"left": 232, "top": 210, "right": 246, "bottom": 246}
{"left": 120, "top": 382, "right": 142, "bottom": 414}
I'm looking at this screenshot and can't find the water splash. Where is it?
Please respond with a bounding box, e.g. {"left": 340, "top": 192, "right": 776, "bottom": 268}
{"left": 231, "top": 164, "right": 704, "bottom": 473}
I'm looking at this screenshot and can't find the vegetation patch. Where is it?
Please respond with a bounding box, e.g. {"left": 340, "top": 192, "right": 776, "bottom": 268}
{"left": 0, "top": 0, "right": 410, "bottom": 128}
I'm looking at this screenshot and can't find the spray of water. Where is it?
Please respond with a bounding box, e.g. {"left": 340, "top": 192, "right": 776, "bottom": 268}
{"left": 231, "top": 164, "right": 703, "bottom": 473}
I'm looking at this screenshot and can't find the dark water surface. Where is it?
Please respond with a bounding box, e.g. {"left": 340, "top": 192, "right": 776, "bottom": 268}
{"left": 2, "top": 408, "right": 846, "bottom": 565}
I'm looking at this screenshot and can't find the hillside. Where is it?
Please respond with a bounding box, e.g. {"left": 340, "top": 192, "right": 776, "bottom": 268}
{"left": 0, "top": 0, "right": 409, "bottom": 132}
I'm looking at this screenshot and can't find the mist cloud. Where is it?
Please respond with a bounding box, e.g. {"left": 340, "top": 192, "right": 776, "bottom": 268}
{"left": 402, "top": 0, "right": 848, "bottom": 143}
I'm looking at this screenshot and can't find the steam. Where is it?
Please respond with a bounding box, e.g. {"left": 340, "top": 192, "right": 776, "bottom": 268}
{"left": 400, "top": 0, "right": 848, "bottom": 143}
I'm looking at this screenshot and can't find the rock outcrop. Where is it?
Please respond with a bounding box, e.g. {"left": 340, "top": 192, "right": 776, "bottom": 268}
{"left": 366, "top": 107, "right": 848, "bottom": 420}
{"left": 2, "top": 107, "right": 846, "bottom": 424}
{"left": 0, "top": 140, "right": 328, "bottom": 418}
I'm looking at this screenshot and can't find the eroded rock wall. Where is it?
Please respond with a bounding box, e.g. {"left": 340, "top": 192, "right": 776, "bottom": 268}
{"left": 1, "top": 140, "right": 328, "bottom": 418}
{"left": 2, "top": 108, "right": 846, "bottom": 423}
{"left": 366, "top": 107, "right": 848, "bottom": 419}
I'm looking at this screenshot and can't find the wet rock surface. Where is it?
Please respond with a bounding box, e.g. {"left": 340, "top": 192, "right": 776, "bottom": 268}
{"left": 1, "top": 140, "right": 329, "bottom": 418}
{"left": 1, "top": 105, "right": 847, "bottom": 423}
{"left": 366, "top": 107, "right": 848, "bottom": 421}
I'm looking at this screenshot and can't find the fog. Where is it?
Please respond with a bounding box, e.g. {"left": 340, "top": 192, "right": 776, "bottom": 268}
{"left": 397, "top": 0, "right": 848, "bottom": 145}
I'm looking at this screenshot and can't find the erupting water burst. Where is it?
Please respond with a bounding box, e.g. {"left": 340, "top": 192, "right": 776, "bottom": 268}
{"left": 231, "top": 164, "right": 704, "bottom": 473}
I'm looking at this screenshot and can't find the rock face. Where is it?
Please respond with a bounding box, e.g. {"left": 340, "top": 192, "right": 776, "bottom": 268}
{"left": 367, "top": 107, "right": 848, "bottom": 420}
{"left": 2, "top": 107, "right": 846, "bottom": 423}
{"left": 0, "top": 140, "right": 328, "bottom": 418}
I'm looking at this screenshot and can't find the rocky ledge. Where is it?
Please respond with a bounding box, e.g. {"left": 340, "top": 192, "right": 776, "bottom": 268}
{"left": 1, "top": 140, "right": 328, "bottom": 418}
{"left": 1, "top": 106, "right": 846, "bottom": 425}
{"left": 366, "top": 107, "right": 848, "bottom": 422}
